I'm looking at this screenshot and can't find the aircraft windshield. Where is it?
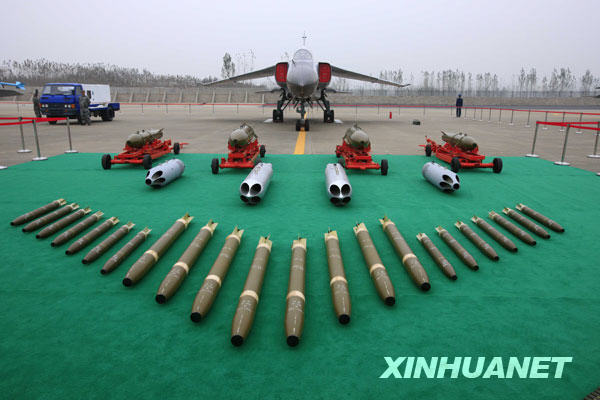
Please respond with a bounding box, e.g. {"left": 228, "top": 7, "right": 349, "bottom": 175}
{"left": 293, "top": 48, "right": 313, "bottom": 61}
{"left": 42, "top": 85, "right": 79, "bottom": 95}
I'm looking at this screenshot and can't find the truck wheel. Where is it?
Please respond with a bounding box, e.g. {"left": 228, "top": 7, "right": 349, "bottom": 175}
{"left": 425, "top": 144, "right": 432, "bottom": 157}
{"left": 259, "top": 145, "right": 266, "bottom": 158}
{"left": 101, "top": 154, "right": 112, "bottom": 170}
{"left": 173, "top": 142, "right": 180, "bottom": 154}
{"left": 380, "top": 159, "right": 389, "bottom": 176}
{"left": 450, "top": 157, "right": 461, "bottom": 173}
{"left": 304, "top": 119, "right": 310, "bottom": 131}
{"left": 101, "top": 108, "right": 114, "bottom": 121}
{"left": 211, "top": 158, "right": 219, "bottom": 174}
{"left": 142, "top": 154, "right": 152, "bottom": 170}
{"left": 492, "top": 158, "right": 503, "bottom": 173}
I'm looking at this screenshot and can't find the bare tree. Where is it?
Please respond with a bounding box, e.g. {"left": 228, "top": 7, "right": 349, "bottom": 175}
{"left": 221, "top": 53, "right": 236, "bottom": 79}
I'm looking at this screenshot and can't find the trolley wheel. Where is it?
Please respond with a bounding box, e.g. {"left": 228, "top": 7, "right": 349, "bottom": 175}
{"left": 492, "top": 158, "right": 503, "bottom": 173}
{"left": 272, "top": 109, "right": 278, "bottom": 121}
{"left": 295, "top": 120, "right": 301, "bottom": 131}
{"left": 173, "top": 142, "right": 180, "bottom": 154}
{"left": 211, "top": 158, "right": 219, "bottom": 174}
{"left": 450, "top": 157, "right": 461, "bottom": 173}
{"left": 101, "top": 154, "right": 112, "bottom": 170}
{"left": 259, "top": 145, "right": 266, "bottom": 158}
{"left": 380, "top": 159, "right": 389, "bottom": 176}
{"left": 142, "top": 154, "right": 152, "bottom": 170}
{"left": 304, "top": 119, "right": 310, "bottom": 131}
{"left": 425, "top": 144, "right": 432, "bottom": 157}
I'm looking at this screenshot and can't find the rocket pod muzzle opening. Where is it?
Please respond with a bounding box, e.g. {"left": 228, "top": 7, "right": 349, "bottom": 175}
{"left": 341, "top": 184, "right": 351, "bottom": 196}
{"left": 439, "top": 182, "right": 451, "bottom": 188}
{"left": 329, "top": 185, "right": 340, "bottom": 197}
{"left": 250, "top": 196, "right": 261, "bottom": 204}
{"left": 330, "top": 198, "right": 341, "bottom": 205}
{"left": 240, "top": 183, "right": 250, "bottom": 195}
{"left": 151, "top": 171, "right": 163, "bottom": 179}
{"left": 453, "top": 183, "right": 460, "bottom": 190}
{"left": 240, "top": 195, "right": 249, "bottom": 203}
{"left": 250, "top": 184, "right": 262, "bottom": 196}
{"left": 341, "top": 197, "right": 351, "bottom": 204}
{"left": 145, "top": 179, "right": 152, "bottom": 185}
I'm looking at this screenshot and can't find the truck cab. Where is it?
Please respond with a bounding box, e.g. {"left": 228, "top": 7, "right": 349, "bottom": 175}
{"left": 39, "top": 83, "right": 120, "bottom": 124}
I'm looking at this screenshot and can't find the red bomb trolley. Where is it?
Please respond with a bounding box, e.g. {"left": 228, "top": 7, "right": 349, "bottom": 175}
{"left": 211, "top": 138, "right": 266, "bottom": 174}
{"left": 101, "top": 139, "right": 186, "bottom": 170}
{"left": 335, "top": 141, "right": 388, "bottom": 175}
{"left": 421, "top": 136, "right": 502, "bottom": 173}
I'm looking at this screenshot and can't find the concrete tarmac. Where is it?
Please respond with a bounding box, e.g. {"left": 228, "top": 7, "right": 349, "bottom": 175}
{"left": 1, "top": 103, "right": 599, "bottom": 172}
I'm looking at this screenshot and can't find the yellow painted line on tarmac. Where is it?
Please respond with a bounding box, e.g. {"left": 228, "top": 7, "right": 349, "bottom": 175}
{"left": 294, "top": 128, "right": 306, "bottom": 154}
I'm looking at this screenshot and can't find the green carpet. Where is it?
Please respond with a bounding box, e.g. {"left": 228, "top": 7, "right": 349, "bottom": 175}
{"left": 0, "top": 153, "right": 598, "bottom": 399}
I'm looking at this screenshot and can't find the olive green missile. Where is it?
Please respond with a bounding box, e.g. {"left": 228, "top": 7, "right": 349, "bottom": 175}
{"left": 66, "top": 217, "right": 119, "bottom": 255}
{"left": 11, "top": 198, "right": 66, "bottom": 226}
{"left": 503, "top": 208, "right": 550, "bottom": 239}
{"left": 82, "top": 222, "right": 135, "bottom": 264}
{"left": 416, "top": 233, "right": 457, "bottom": 280}
{"left": 324, "top": 230, "right": 351, "bottom": 324}
{"left": 123, "top": 213, "right": 193, "bottom": 286}
{"left": 471, "top": 216, "right": 517, "bottom": 253}
{"left": 190, "top": 227, "right": 243, "bottom": 322}
{"left": 285, "top": 238, "right": 307, "bottom": 347}
{"left": 231, "top": 236, "right": 272, "bottom": 347}
{"left": 488, "top": 211, "right": 536, "bottom": 246}
{"left": 380, "top": 216, "right": 430, "bottom": 291}
{"left": 228, "top": 123, "right": 257, "bottom": 147}
{"left": 344, "top": 124, "right": 371, "bottom": 149}
{"left": 22, "top": 203, "right": 78, "bottom": 232}
{"left": 353, "top": 223, "right": 395, "bottom": 306}
{"left": 36, "top": 207, "right": 91, "bottom": 239}
{"left": 515, "top": 204, "right": 564, "bottom": 233}
{"left": 455, "top": 221, "right": 499, "bottom": 261}
{"left": 51, "top": 211, "right": 103, "bottom": 247}
{"left": 441, "top": 131, "right": 478, "bottom": 151}
{"left": 436, "top": 226, "right": 479, "bottom": 270}
{"left": 126, "top": 128, "right": 163, "bottom": 148}
{"left": 101, "top": 228, "right": 151, "bottom": 274}
{"left": 156, "top": 220, "right": 217, "bottom": 304}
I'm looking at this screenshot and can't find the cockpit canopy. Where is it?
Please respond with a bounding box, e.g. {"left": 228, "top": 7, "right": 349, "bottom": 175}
{"left": 293, "top": 48, "right": 313, "bottom": 61}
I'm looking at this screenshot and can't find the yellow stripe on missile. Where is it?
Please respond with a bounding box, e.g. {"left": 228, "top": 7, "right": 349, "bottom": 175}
{"left": 294, "top": 128, "right": 306, "bottom": 154}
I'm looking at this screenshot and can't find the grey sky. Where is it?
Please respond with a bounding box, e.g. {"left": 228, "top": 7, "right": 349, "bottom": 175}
{"left": 2, "top": 0, "right": 599, "bottom": 85}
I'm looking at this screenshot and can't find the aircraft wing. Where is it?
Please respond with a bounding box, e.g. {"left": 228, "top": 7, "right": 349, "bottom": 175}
{"left": 330, "top": 66, "right": 410, "bottom": 88}
{"left": 203, "top": 65, "right": 277, "bottom": 86}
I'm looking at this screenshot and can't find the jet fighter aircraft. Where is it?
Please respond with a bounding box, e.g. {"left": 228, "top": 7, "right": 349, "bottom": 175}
{"left": 204, "top": 45, "right": 408, "bottom": 131}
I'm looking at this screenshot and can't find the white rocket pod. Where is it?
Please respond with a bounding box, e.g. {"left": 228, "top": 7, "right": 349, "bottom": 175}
{"left": 145, "top": 159, "right": 185, "bottom": 188}
{"left": 240, "top": 162, "right": 273, "bottom": 205}
{"left": 422, "top": 161, "right": 460, "bottom": 193}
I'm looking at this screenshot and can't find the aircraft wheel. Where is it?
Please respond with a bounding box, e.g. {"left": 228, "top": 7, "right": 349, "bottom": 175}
{"left": 101, "top": 154, "right": 112, "bottom": 170}
{"left": 259, "top": 145, "right": 266, "bottom": 158}
{"left": 492, "top": 158, "right": 503, "bottom": 173}
{"left": 304, "top": 119, "right": 310, "bottom": 131}
{"left": 273, "top": 109, "right": 278, "bottom": 122}
{"left": 211, "top": 158, "right": 219, "bottom": 174}
{"left": 323, "top": 111, "right": 328, "bottom": 123}
{"left": 295, "top": 120, "right": 301, "bottom": 131}
{"left": 450, "top": 157, "right": 461, "bottom": 173}
{"left": 173, "top": 142, "right": 180, "bottom": 154}
{"left": 142, "top": 154, "right": 152, "bottom": 170}
{"left": 380, "top": 159, "right": 389, "bottom": 176}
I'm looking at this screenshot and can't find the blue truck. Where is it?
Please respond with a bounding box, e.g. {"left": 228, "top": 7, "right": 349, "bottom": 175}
{"left": 39, "top": 83, "right": 120, "bottom": 124}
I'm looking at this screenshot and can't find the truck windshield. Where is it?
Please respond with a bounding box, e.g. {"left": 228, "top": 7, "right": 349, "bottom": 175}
{"left": 42, "top": 85, "right": 79, "bottom": 95}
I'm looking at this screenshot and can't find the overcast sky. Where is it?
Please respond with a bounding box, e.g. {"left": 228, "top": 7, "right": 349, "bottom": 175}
{"left": 2, "top": 0, "right": 599, "bottom": 85}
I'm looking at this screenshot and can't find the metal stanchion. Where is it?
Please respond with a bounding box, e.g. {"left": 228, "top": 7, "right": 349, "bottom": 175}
{"left": 64, "top": 117, "right": 78, "bottom": 154}
{"left": 464, "top": 107, "right": 467, "bottom": 119}
{"left": 450, "top": 106, "right": 453, "bottom": 117}
{"left": 423, "top": 106, "right": 425, "bottom": 116}
{"left": 472, "top": 107, "right": 477, "bottom": 120}
{"left": 575, "top": 113, "right": 583, "bottom": 134}
{"left": 509, "top": 109, "right": 514, "bottom": 125}
{"left": 142, "top": 103, "right": 144, "bottom": 114}
{"left": 212, "top": 103, "right": 215, "bottom": 114}
{"left": 17, "top": 102, "right": 20, "bottom": 115}
{"left": 559, "top": 112, "right": 566, "bottom": 132}
{"left": 188, "top": 104, "right": 191, "bottom": 115}
{"left": 31, "top": 120, "right": 47, "bottom": 161}
{"left": 377, "top": 103, "right": 379, "bottom": 114}
{"left": 554, "top": 124, "right": 571, "bottom": 166}
{"left": 488, "top": 107, "right": 492, "bottom": 122}
{"left": 542, "top": 111, "right": 548, "bottom": 129}
{"left": 525, "top": 109, "right": 531, "bottom": 127}
{"left": 588, "top": 122, "right": 600, "bottom": 159}
{"left": 498, "top": 109, "right": 502, "bottom": 124}
{"left": 17, "top": 117, "right": 31, "bottom": 153}
{"left": 166, "top": 104, "right": 169, "bottom": 114}
{"left": 479, "top": 107, "right": 483, "bottom": 121}
{"left": 526, "top": 123, "right": 540, "bottom": 158}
